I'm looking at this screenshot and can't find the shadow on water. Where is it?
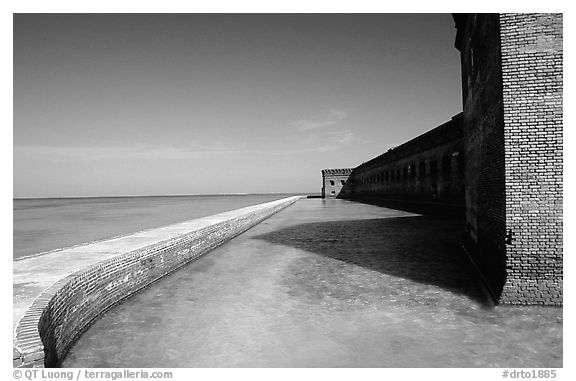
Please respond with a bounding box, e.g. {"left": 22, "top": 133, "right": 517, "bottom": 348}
{"left": 253, "top": 214, "right": 490, "bottom": 306}
{"left": 344, "top": 196, "right": 465, "bottom": 218}
{"left": 344, "top": 198, "right": 508, "bottom": 302}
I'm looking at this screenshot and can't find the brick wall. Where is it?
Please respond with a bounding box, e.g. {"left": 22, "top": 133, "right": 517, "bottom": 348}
{"left": 455, "top": 14, "right": 508, "bottom": 301}
{"left": 322, "top": 169, "right": 354, "bottom": 198}
{"left": 13, "top": 196, "right": 302, "bottom": 368}
{"left": 454, "top": 13, "right": 563, "bottom": 305}
{"left": 499, "top": 13, "right": 563, "bottom": 305}
{"left": 347, "top": 114, "right": 464, "bottom": 205}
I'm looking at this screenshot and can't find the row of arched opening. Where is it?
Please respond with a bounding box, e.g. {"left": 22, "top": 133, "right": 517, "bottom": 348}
{"left": 354, "top": 151, "right": 465, "bottom": 194}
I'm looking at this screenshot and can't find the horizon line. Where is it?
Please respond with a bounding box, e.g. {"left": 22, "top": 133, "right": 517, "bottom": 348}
{"left": 13, "top": 191, "right": 315, "bottom": 201}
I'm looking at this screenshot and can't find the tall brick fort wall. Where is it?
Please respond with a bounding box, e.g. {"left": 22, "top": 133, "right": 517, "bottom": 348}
{"left": 498, "top": 14, "right": 563, "bottom": 304}
{"left": 323, "top": 13, "right": 562, "bottom": 306}
{"left": 454, "top": 14, "right": 509, "bottom": 302}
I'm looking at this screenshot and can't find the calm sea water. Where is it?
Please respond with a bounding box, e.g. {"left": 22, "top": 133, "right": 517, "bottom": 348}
{"left": 63, "top": 199, "right": 562, "bottom": 368}
{"left": 13, "top": 194, "right": 299, "bottom": 259}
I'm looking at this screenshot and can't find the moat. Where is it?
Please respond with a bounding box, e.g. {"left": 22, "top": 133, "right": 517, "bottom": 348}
{"left": 62, "top": 199, "right": 562, "bottom": 368}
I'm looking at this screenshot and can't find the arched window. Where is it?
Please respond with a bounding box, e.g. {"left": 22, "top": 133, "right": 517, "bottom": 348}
{"left": 430, "top": 159, "right": 438, "bottom": 180}
{"left": 457, "top": 151, "right": 465, "bottom": 174}
{"left": 419, "top": 161, "right": 426, "bottom": 179}
{"left": 330, "top": 180, "right": 335, "bottom": 186}
{"left": 442, "top": 154, "right": 452, "bottom": 176}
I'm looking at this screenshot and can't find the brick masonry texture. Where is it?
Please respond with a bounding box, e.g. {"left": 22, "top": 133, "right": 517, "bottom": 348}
{"left": 13, "top": 196, "right": 302, "bottom": 368}
{"left": 499, "top": 13, "right": 563, "bottom": 305}
{"left": 454, "top": 13, "right": 562, "bottom": 305}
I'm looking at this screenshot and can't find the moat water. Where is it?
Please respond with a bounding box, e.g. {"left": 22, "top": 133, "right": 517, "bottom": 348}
{"left": 13, "top": 194, "right": 297, "bottom": 259}
{"left": 62, "top": 199, "right": 562, "bottom": 367}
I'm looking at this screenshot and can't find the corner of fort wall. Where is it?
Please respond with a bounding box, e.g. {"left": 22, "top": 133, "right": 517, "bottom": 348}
{"left": 448, "top": 13, "right": 563, "bottom": 305}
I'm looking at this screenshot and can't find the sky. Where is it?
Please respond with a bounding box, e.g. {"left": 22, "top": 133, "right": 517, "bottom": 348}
{"left": 14, "top": 13, "right": 463, "bottom": 198}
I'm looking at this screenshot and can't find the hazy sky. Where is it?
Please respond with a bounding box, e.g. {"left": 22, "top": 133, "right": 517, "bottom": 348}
{"left": 14, "top": 13, "right": 462, "bottom": 198}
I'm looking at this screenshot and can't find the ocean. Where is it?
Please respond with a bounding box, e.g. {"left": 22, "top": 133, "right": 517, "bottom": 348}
{"left": 13, "top": 194, "right": 299, "bottom": 260}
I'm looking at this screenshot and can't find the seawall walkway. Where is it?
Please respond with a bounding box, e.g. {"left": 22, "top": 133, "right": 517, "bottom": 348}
{"left": 13, "top": 196, "right": 302, "bottom": 368}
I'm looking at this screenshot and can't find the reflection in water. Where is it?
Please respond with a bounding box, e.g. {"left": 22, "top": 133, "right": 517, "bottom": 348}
{"left": 62, "top": 199, "right": 562, "bottom": 368}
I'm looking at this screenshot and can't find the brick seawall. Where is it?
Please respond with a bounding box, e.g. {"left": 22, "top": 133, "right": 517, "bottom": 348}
{"left": 13, "top": 196, "right": 302, "bottom": 368}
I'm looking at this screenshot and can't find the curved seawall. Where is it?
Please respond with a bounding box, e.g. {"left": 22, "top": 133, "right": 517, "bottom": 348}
{"left": 13, "top": 196, "right": 302, "bottom": 368}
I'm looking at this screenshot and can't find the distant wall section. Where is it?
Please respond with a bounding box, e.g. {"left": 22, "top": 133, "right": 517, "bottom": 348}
{"left": 346, "top": 114, "right": 464, "bottom": 205}
{"left": 322, "top": 169, "right": 354, "bottom": 198}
